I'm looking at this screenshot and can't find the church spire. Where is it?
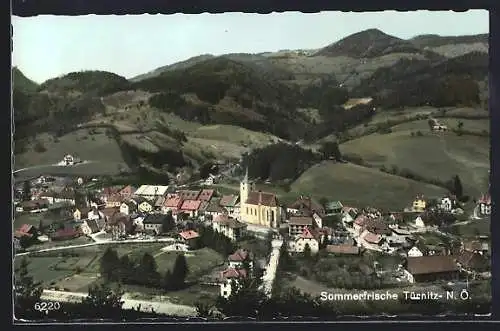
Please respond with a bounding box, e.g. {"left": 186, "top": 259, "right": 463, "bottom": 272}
{"left": 244, "top": 166, "right": 249, "bottom": 183}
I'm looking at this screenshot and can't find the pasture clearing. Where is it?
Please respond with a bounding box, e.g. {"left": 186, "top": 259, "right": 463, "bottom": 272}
{"left": 341, "top": 130, "right": 489, "bottom": 198}
{"left": 291, "top": 162, "right": 447, "bottom": 210}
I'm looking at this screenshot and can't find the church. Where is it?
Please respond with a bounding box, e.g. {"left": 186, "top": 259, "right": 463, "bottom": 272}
{"left": 239, "top": 168, "right": 282, "bottom": 228}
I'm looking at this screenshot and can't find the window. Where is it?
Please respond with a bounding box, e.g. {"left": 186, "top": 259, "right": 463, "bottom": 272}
{"left": 223, "top": 290, "right": 228, "bottom": 296}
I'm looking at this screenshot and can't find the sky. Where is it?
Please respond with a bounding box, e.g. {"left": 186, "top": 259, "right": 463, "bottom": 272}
{"left": 12, "top": 10, "right": 489, "bottom": 83}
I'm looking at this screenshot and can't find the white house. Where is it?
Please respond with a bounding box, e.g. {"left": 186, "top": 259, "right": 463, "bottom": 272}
{"left": 228, "top": 249, "right": 254, "bottom": 270}
{"left": 312, "top": 212, "right": 323, "bottom": 229}
{"left": 414, "top": 216, "right": 426, "bottom": 228}
{"left": 212, "top": 214, "right": 247, "bottom": 241}
{"left": 120, "top": 201, "right": 137, "bottom": 216}
{"left": 73, "top": 207, "right": 91, "bottom": 221}
{"left": 288, "top": 227, "right": 320, "bottom": 255}
{"left": 478, "top": 194, "right": 491, "bottom": 216}
{"left": 88, "top": 208, "right": 105, "bottom": 221}
{"left": 407, "top": 246, "right": 424, "bottom": 257}
{"left": 219, "top": 268, "right": 247, "bottom": 299}
{"left": 439, "top": 197, "right": 454, "bottom": 212}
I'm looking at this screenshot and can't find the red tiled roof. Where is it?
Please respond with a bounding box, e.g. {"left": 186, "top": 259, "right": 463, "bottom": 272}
{"left": 52, "top": 228, "right": 80, "bottom": 238}
{"left": 198, "top": 189, "right": 215, "bottom": 202}
{"left": 289, "top": 216, "right": 313, "bottom": 226}
{"left": 363, "top": 231, "right": 382, "bottom": 244}
{"left": 299, "top": 227, "right": 320, "bottom": 240}
{"left": 478, "top": 194, "right": 491, "bottom": 205}
{"left": 407, "top": 256, "right": 459, "bottom": 275}
{"left": 221, "top": 268, "right": 248, "bottom": 280}
{"left": 14, "top": 230, "right": 33, "bottom": 238}
{"left": 228, "top": 249, "right": 253, "bottom": 262}
{"left": 103, "top": 186, "right": 123, "bottom": 196}
{"left": 288, "top": 196, "right": 324, "bottom": 215}
{"left": 214, "top": 215, "right": 247, "bottom": 228}
{"left": 354, "top": 215, "right": 369, "bottom": 226}
{"left": 102, "top": 207, "right": 119, "bottom": 218}
{"left": 246, "top": 191, "right": 278, "bottom": 207}
{"left": 326, "top": 245, "right": 360, "bottom": 255}
{"left": 179, "top": 230, "right": 199, "bottom": 240}
{"left": 164, "top": 196, "right": 183, "bottom": 208}
{"left": 219, "top": 194, "right": 239, "bottom": 207}
{"left": 180, "top": 199, "right": 202, "bottom": 211}
{"left": 19, "top": 224, "right": 34, "bottom": 233}
{"left": 179, "top": 190, "right": 201, "bottom": 201}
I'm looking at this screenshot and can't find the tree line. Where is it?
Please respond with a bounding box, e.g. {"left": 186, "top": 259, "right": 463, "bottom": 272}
{"left": 99, "top": 247, "right": 189, "bottom": 291}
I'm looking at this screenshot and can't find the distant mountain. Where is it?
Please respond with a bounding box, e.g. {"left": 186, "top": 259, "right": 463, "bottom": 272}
{"left": 12, "top": 67, "right": 39, "bottom": 93}
{"left": 409, "top": 33, "right": 488, "bottom": 48}
{"left": 315, "top": 29, "right": 426, "bottom": 58}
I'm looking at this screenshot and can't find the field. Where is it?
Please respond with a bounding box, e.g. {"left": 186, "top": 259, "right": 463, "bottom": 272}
{"left": 390, "top": 118, "right": 489, "bottom": 133}
{"left": 291, "top": 162, "right": 447, "bottom": 210}
{"left": 341, "top": 128, "right": 489, "bottom": 198}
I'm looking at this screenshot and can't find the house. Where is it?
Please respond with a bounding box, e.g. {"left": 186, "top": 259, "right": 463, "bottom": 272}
{"left": 288, "top": 227, "right": 321, "bottom": 255}
{"left": 73, "top": 207, "right": 91, "bottom": 221}
{"left": 105, "top": 194, "right": 123, "bottom": 208}
{"left": 50, "top": 228, "right": 81, "bottom": 241}
{"left": 100, "top": 186, "right": 123, "bottom": 203}
{"left": 134, "top": 185, "right": 169, "bottom": 201}
{"left": 118, "top": 185, "right": 137, "bottom": 199}
{"left": 407, "top": 246, "right": 424, "bottom": 257}
{"left": 120, "top": 201, "right": 137, "bottom": 216}
{"left": 412, "top": 195, "right": 426, "bottom": 212}
{"left": 325, "top": 201, "right": 343, "bottom": 215}
{"left": 143, "top": 214, "right": 175, "bottom": 235}
{"left": 179, "top": 199, "right": 202, "bottom": 218}
{"left": 219, "top": 195, "right": 239, "bottom": 216}
{"left": 406, "top": 255, "right": 459, "bottom": 282}
{"left": 107, "top": 213, "right": 133, "bottom": 239}
{"left": 18, "top": 199, "right": 50, "bottom": 212}
{"left": 414, "top": 215, "right": 426, "bottom": 228}
{"left": 39, "top": 188, "right": 76, "bottom": 206}
{"left": 432, "top": 124, "right": 448, "bottom": 131}
{"left": 212, "top": 214, "right": 247, "bottom": 241}
{"left": 18, "top": 224, "right": 38, "bottom": 237}
{"left": 341, "top": 207, "right": 358, "bottom": 226}
{"left": 135, "top": 198, "right": 154, "bottom": 213}
{"left": 198, "top": 189, "right": 215, "bottom": 202}
{"left": 361, "top": 230, "right": 383, "bottom": 246}
{"left": 477, "top": 194, "right": 491, "bottom": 216}
{"left": 455, "top": 251, "right": 489, "bottom": 274}
{"left": 228, "top": 249, "right": 254, "bottom": 270}
{"left": 83, "top": 219, "right": 102, "bottom": 234}
{"left": 178, "top": 190, "right": 201, "bottom": 201}
{"left": 239, "top": 169, "right": 282, "bottom": 228}
{"left": 288, "top": 216, "right": 315, "bottom": 237}
{"left": 178, "top": 230, "right": 200, "bottom": 249}
{"left": 353, "top": 215, "right": 369, "bottom": 234}
{"left": 205, "top": 198, "right": 226, "bottom": 219}
{"left": 88, "top": 207, "right": 105, "bottom": 221}
{"left": 439, "top": 196, "right": 456, "bottom": 212}
{"left": 463, "top": 240, "right": 489, "bottom": 256}
{"left": 325, "top": 244, "right": 360, "bottom": 255}
{"left": 101, "top": 207, "right": 119, "bottom": 222}
{"left": 219, "top": 268, "right": 248, "bottom": 299}
{"left": 161, "top": 195, "right": 183, "bottom": 215}
{"left": 287, "top": 195, "right": 325, "bottom": 217}
{"left": 363, "top": 218, "right": 392, "bottom": 236}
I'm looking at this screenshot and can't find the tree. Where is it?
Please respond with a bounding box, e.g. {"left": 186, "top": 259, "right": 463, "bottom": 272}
{"left": 38, "top": 219, "right": 44, "bottom": 234}
{"left": 170, "top": 254, "right": 189, "bottom": 289}
{"left": 14, "top": 257, "right": 43, "bottom": 318}
{"left": 81, "top": 282, "right": 124, "bottom": 318}
{"left": 195, "top": 301, "right": 212, "bottom": 318}
{"left": 162, "top": 270, "right": 173, "bottom": 291}
{"left": 303, "top": 244, "right": 312, "bottom": 259}
{"left": 319, "top": 141, "right": 342, "bottom": 161}
{"left": 118, "top": 255, "right": 134, "bottom": 283}
{"left": 22, "top": 181, "right": 32, "bottom": 201}
{"left": 100, "top": 247, "right": 120, "bottom": 281}
{"left": 450, "top": 175, "right": 464, "bottom": 199}
{"left": 137, "top": 253, "right": 161, "bottom": 287}
{"left": 162, "top": 211, "right": 174, "bottom": 233}
{"left": 215, "top": 276, "right": 267, "bottom": 318}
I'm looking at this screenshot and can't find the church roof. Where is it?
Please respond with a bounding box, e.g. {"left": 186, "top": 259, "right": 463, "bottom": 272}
{"left": 245, "top": 191, "right": 278, "bottom": 207}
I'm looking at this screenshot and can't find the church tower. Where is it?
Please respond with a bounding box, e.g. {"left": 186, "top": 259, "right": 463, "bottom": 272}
{"left": 240, "top": 167, "right": 255, "bottom": 209}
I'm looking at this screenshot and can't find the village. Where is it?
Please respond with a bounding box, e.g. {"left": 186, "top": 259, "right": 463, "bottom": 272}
{"left": 13, "top": 157, "right": 492, "bottom": 313}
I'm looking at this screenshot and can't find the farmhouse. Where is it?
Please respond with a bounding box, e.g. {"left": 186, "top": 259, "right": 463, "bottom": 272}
{"left": 477, "top": 193, "right": 491, "bottom": 216}
{"left": 143, "top": 214, "right": 175, "bottom": 235}
{"left": 179, "top": 199, "right": 202, "bottom": 218}
{"left": 288, "top": 216, "right": 315, "bottom": 237}
{"left": 73, "top": 207, "right": 91, "bottom": 221}
{"left": 288, "top": 227, "right": 321, "bottom": 255}
{"left": 39, "top": 188, "right": 76, "bottom": 205}
{"left": 239, "top": 169, "right": 281, "bottom": 228}
{"left": 228, "top": 249, "right": 254, "bottom": 270}
{"left": 219, "top": 195, "right": 239, "bottom": 217}
{"left": 219, "top": 268, "right": 248, "bottom": 299}
{"left": 406, "top": 255, "right": 459, "bottom": 282}
{"left": 287, "top": 195, "right": 325, "bottom": 217}
{"left": 212, "top": 214, "right": 247, "bottom": 241}
{"left": 178, "top": 230, "right": 200, "bottom": 249}
{"left": 134, "top": 185, "right": 169, "bottom": 200}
